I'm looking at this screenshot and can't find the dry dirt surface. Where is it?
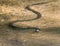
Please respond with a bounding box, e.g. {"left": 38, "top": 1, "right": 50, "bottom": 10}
{"left": 0, "top": 0, "right": 60, "bottom": 46}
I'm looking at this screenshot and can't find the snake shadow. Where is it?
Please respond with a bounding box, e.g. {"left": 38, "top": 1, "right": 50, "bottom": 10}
{"left": 43, "top": 27, "right": 60, "bottom": 34}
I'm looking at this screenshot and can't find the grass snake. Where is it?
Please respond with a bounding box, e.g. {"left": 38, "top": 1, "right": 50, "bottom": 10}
{"left": 8, "top": 1, "right": 51, "bottom": 32}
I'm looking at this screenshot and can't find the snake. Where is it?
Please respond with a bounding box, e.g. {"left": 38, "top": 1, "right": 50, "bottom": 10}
{"left": 8, "top": 1, "right": 51, "bottom": 32}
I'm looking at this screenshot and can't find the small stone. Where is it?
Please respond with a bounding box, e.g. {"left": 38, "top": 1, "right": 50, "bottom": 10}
{"left": 1, "top": 19, "right": 5, "bottom": 22}
{"left": 35, "top": 29, "right": 40, "bottom": 32}
{"left": 23, "top": 40, "right": 27, "bottom": 42}
{"left": 36, "top": 29, "right": 40, "bottom": 32}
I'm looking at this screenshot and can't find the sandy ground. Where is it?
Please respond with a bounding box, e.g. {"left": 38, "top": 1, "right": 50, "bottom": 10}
{"left": 0, "top": 0, "right": 60, "bottom": 46}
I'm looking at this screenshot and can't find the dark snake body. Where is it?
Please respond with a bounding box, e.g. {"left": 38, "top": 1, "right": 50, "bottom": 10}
{"left": 8, "top": 2, "right": 50, "bottom": 32}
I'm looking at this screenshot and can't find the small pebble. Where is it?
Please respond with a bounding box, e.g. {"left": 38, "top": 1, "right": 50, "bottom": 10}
{"left": 1, "top": 19, "right": 5, "bottom": 22}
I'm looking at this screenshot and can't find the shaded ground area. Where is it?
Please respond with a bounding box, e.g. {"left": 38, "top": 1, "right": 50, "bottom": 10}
{"left": 0, "top": 0, "right": 60, "bottom": 46}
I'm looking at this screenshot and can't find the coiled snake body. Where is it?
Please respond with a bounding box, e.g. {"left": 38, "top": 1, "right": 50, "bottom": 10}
{"left": 8, "top": 2, "right": 50, "bottom": 32}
